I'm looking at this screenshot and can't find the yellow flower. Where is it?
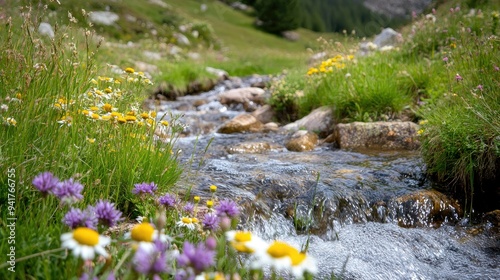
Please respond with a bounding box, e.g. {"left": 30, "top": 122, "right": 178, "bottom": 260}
{"left": 206, "top": 200, "right": 214, "bottom": 208}
{"left": 91, "top": 113, "right": 100, "bottom": 120}
{"left": 103, "top": 103, "right": 113, "bottom": 113}
{"left": 150, "top": 111, "right": 157, "bottom": 118}
{"left": 160, "top": 120, "right": 169, "bottom": 126}
{"left": 125, "top": 115, "right": 137, "bottom": 122}
{"left": 194, "top": 196, "right": 200, "bottom": 203}
{"left": 82, "top": 109, "right": 90, "bottom": 116}
{"left": 86, "top": 137, "right": 96, "bottom": 144}
{"left": 225, "top": 231, "right": 267, "bottom": 254}
{"left": 117, "top": 117, "right": 127, "bottom": 124}
{"left": 210, "top": 185, "right": 217, "bottom": 192}
{"left": 104, "top": 87, "right": 113, "bottom": 93}
{"left": 177, "top": 217, "right": 196, "bottom": 230}
{"left": 140, "top": 112, "right": 150, "bottom": 119}
{"left": 127, "top": 111, "right": 136, "bottom": 116}
{"left": 90, "top": 106, "right": 99, "bottom": 111}
{"left": 125, "top": 67, "right": 135, "bottom": 74}
{"left": 130, "top": 222, "right": 155, "bottom": 242}
{"left": 61, "top": 227, "right": 110, "bottom": 260}
{"left": 101, "top": 115, "right": 111, "bottom": 121}
{"left": 111, "top": 112, "right": 122, "bottom": 118}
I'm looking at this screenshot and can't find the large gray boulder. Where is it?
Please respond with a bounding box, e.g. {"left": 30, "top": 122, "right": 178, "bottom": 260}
{"left": 335, "top": 121, "right": 420, "bottom": 150}
{"left": 218, "top": 87, "right": 266, "bottom": 106}
{"left": 282, "top": 106, "right": 334, "bottom": 137}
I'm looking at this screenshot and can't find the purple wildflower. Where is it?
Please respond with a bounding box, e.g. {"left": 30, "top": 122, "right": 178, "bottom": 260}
{"left": 133, "top": 182, "right": 158, "bottom": 196}
{"left": 63, "top": 207, "right": 97, "bottom": 230}
{"left": 494, "top": 65, "right": 499, "bottom": 71}
{"left": 215, "top": 200, "right": 240, "bottom": 218}
{"left": 94, "top": 200, "right": 122, "bottom": 227}
{"left": 32, "top": 172, "right": 59, "bottom": 195}
{"left": 202, "top": 213, "right": 219, "bottom": 231}
{"left": 205, "top": 236, "right": 217, "bottom": 250}
{"left": 477, "top": 84, "right": 484, "bottom": 91}
{"left": 177, "top": 241, "right": 215, "bottom": 274}
{"left": 442, "top": 57, "right": 448, "bottom": 63}
{"left": 133, "top": 239, "right": 169, "bottom": 276}
{"left": 183, "top": 203, "right": 194, "bottom": 214}
{"left": 53, "top": 178, "right": 84, "bottom": 204}
{"left": 158, "top": 194, "right": 177, "bottom": 208}
{"left": 455, "top": 73, "right": 463, "bottom": 82}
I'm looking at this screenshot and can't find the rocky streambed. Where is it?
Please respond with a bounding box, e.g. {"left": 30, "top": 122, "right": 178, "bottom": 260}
{"left": 145, "top": 75, "right": 500, "bottom": 279}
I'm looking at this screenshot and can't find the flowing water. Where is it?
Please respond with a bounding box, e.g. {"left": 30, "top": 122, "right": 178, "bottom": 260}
{"left": 147, "top": 77, "right": 500, "bottom": 279}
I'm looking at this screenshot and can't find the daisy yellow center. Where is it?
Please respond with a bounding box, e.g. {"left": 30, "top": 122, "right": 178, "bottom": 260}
{"left": 117, "top": 117, "right": 127, "bottom": 124}
{"left": 73, "top": 227, "right": 99, "bottom": 246}
{"left": 131, "top": 222, "right": 154, "bottom": 242}
{"left": 234, "top": 231, "right": 252, "bottom": 242}
{"left": 266, "top": 241, "right": 297, "bottom": 259}
{"left": 231, "top": 242, "right": 254, "bottom": 253}
{"left": 290, "top": 252, "right": 306, "bottom": 266}
{"left": 140, "top": 112, "right": 150, "bottom": 119}
{"left": 182, "top": 217, "right": 192, "bottom": 224}
{"left": 103, "top": 103, "right": 112, "bottom": 112}
{"left": 125, "top": 67, "right": 135, "bottom": 73}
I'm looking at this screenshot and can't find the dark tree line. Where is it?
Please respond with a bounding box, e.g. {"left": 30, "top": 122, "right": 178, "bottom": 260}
{"left": 234, "top": 0, "right": 406, "bottom": 36}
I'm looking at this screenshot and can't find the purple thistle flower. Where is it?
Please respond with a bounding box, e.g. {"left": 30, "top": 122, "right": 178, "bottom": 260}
{"left": 133, "top": 239, "right": 169, "bottom": 276}
{"left": 455, "top": 73, "right": 463, "bottom": 82}
{"left": 94, "top": 200, "right": 122, "bottom": 227}
{"left": 202, "top": 213, "right": 219, "bottom": 231}
{"left": 477, "top": 84, "right": 484, "bottom": 91}
{"left": 442, "top": 57, "right": 448, "bottom": 63}
{"left": 53, "top": 178, "right": 84, "bottom": 204}
{"left": 32, "top": 172, "right": 59, "bottom": 195}
{"left": 177, "top": 241, "right": 215, "bottom": 274}
{"left": 158, "top": 194, "right": 177, "bottom": 208}
{"left": 63, "top": 207, "right": 97, "bottom": 230}
{"left": 215, "top": 200, "right": 240, "bottom": 218}
{"left": 205, "top": 236, "right": 217, "bottom": 250}
{"left": 133, "top": 182, "right": 158, "bottom": 196}
{"left": 183, "top": 203, "right": 194, "bottom": 214}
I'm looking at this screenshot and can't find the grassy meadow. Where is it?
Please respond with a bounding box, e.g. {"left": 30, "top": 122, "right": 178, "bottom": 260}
{"left": 0, "top": 0, "right": 499, "bottom": 279}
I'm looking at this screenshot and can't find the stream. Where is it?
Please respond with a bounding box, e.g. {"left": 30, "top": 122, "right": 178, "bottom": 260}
{"left": 146, "top": 76, "right": 500, "bottom": 279}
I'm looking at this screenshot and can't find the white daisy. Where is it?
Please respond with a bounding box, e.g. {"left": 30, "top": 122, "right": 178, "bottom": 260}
{"left": 176, "top": 217, "right": 198, "bottom": 230}
{"left": 124, "top": 222, "right": 170, "bottom": 250}
{"left": 251, "top": 241, "right": 293, "bottom": 271}
{"left": 290, "top": 250, "right": 317, "bottom": 279}
{"left": 61, "top": 227, "right": 110, "bottom": 260}
{"left": 225, "top": 230, "right": 268, "bottom": 254}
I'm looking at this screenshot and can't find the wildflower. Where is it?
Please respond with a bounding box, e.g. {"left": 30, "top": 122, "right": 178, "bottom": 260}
{"left": 61, "top": 227, "right": 110, "bottom": 260}
{"left": 183, "top": 203, "right": 195, "bottom": 214}
{"left": 125, "top": 67, "right": 135, "bottom": 74}
{"left": 177, "top": 241, "right": 215, "bottom": 274}
{"left": 252, "top": 241, "right": 296, "bottom": 271}
{"left": 90, "top": 106, "right": 99, "bottom": 112}
{"left": 140, "top": 112, "right": 150, "bottom": 119}
{"left": 103, "top": 103, "right": 113, "bottom": 112}
{"left": 63, "top": 206, "right": 98, "bottom": 230}
{"left": 158, "top": 193, "right": 177, "bottom": 208}
{"left": 1, "top": 104, "right": 8, "bottom": 111}
{"left": 160, "top": 120, "right": 169, "bottom": 126}
{"left": 443, "top": 57, "right": 448, "bottom": 62}
{"left": 289, "top": 250, "right": 317, "bottom": 278}
{"left": 133, "top": 182, "right": 158, "bottom": 195}
{"left": 5, "top": 117, "right": 16, "bottom": 126}
{"left": 53, "top": 178, "right": 84, "bottom": 204}
{"left": 117, "top": 117, "right": 127, "bottom": 124}
{"left": 418, "top": 120, "right": 428, "bottom": 125}
{"left": 455, "top": 73, "right": 463, "bottom": 82}
{"left": 215, "top": 200, "right": 240, "bottom": 218}
{"left": 177, "top": 217, "right": 197, "bottom": 230}
{"left": 225, "top": 231, "right": 267, "bottom": 254}
{"left": 417, "top": 129, "right": 424, "bottom": 135}
{"left": 133, "top": 239, "right": 169, "bottom": 276}
{"left": 450, "top": 42, "right": 457, "bottom": 49}
{"left": 202, "top": 213, "right": 219, "bottom": 231}
{"left": 94, "top": 200, "right": 122, "bottom": 227}
{"left": 206, "top": 200, "right": 214, "bottom": 209}
{"left": 194, "top": 196, "right": 201, "bottom": 203}
{"left": 209, "top": 185, "right": 217, "bottom": 193}
{"left": 32, "top": 171, "right": 59, "bottom": 195}
{"left": 477, "top": 84, "right": 483, "bottom": 91}
{"left": 125, "top": 115, "right": 137, "bottom": 122}
{"left": 126, "top": 222, "right": 169, "bottom": 245}
{"left": 494, "top": 65, "right": 499, "bottom": 71}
